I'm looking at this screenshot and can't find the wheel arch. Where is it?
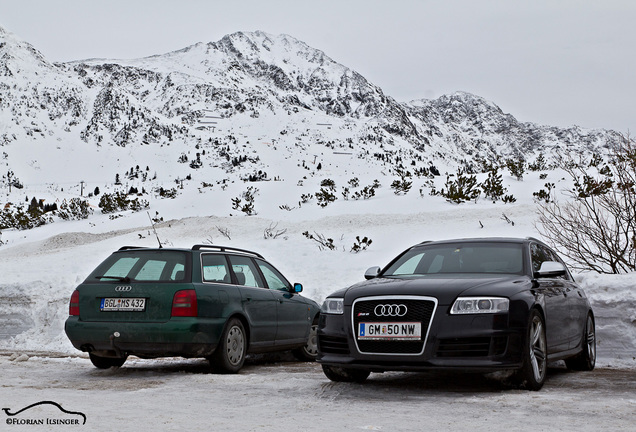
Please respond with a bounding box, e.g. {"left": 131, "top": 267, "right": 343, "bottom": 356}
{"left": 311, "top": 311, "right": 320, "bottom": 325}
{"left": 532, "top": 304, "right": 546, "bottom": 323}
{"left": 224, "top": 312, "right": 251, "bottom": 345}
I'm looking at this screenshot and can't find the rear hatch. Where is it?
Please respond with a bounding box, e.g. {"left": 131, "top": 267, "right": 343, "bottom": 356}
{"left": 77, "top": 249, "right": 192, "bottom": 323}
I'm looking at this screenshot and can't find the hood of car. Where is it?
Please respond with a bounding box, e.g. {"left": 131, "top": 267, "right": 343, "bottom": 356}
{"left": 341, "top": 274, "right": 531, "bottom": 305}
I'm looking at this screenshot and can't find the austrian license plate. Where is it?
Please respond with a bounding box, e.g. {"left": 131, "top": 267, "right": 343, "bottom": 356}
{"left": 358, "top": 322, "right": 421, "bottom": 340}
{"left": 100, "top": 298, "right": 146, "bottom": 311}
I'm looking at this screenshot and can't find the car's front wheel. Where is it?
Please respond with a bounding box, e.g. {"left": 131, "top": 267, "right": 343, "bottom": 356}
{"left": 292, "top": 323, "right": 318, "bottom": 361}
{"left": 210, "top": 318, "right": 246, "bottom": 373}
{"left": 322, "top": 365, "right": 370, "bottom": 383}
{"left": 89, "top": 353, "right": 127, "bottom": 369}
{"left": 514, "top": 309, "right": 547, "bottom": 390}
{"left": 565, "top": 313, "right": 596, "bottom": 371}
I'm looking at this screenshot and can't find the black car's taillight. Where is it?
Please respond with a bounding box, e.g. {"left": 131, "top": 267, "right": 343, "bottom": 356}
{"left": 69, "top": 290, "right": 80, "bottom": 316}
{"left": 171, "top": 290, "right": 198, "bottom": 317}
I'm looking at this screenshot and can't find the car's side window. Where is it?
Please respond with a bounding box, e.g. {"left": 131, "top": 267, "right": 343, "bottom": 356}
{"left": 531, "top": 243, "right": 570, "bottom": 280}
{"left": 201, "top": 254, "right": 231, "bottom": 284}
{"left": 256, "top": 259, "right": 290, "bottom": 290}
{"left": 545, "top": 247, "right": 572, "bottom": 281}
{"left": 228, "top": 255, "right": 265, "bottom": 288}
{"left": 530, "top": 243, "right": 551, "bottom": 273}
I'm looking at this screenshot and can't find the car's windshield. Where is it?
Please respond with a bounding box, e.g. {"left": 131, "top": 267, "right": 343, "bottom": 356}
{"left": 87, "top": 250, "right": 189, "bottom": 283}
{"left": 383, "top": 242, "right": 524, "bottom": 277}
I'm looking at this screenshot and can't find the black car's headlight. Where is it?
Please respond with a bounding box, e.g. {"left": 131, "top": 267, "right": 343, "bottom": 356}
{"left": 450, "top": 297, "right": 509, "bottom": 314}
{"left": 321, "top": 298, "right": 344, "bottom": 315}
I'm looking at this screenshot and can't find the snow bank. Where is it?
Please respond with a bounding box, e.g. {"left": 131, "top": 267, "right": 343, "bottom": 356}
{"left": 577, "top": 273, "right": 636, "bottom": 367}
{"left": 1, "top": 210, "right": 634, "bottom": 369}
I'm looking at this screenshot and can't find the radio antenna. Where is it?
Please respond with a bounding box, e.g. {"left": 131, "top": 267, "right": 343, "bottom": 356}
{"left": 147, "top": 211, "right": 163, "bottom": 248}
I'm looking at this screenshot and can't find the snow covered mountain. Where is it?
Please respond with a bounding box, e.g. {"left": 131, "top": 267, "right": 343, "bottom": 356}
{"left": 1, "top": 27, "right": 635, "bottom": 373}
{"left": 0, "top": 26, "right": 622, "bottom": 186}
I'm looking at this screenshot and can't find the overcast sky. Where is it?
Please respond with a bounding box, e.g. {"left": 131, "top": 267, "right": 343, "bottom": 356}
{"left": 1, "top": 0, "right": 634, "bottom": 134}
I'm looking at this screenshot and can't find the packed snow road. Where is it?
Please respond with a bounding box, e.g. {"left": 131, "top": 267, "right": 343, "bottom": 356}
{"left": 1, "top": 352, "right": 634, "bottom": 432}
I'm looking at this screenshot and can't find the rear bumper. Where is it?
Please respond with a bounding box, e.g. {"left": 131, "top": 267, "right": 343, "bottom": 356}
{"left": 64, "top": 316, "right": 226, "bottom": 358}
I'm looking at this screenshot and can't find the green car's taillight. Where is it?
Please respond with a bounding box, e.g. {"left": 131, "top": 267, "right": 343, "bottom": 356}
{"left": 69, "top": 290, "right": 80, "bottom": 316}
{"left": 171, "top": 290, "right": 198, "bottom": 317}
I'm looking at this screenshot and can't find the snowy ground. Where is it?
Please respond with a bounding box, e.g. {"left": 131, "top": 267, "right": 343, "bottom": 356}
{"left": 1, "top": 168, "right": 636, "bottom": 430}
{"left": 1, "top": 353, "right": 635, "bottom": 431}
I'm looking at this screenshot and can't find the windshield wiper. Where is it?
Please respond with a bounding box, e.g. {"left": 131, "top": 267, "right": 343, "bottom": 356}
{"left": 94, "top": 275, "right": 131, "bottom": 282}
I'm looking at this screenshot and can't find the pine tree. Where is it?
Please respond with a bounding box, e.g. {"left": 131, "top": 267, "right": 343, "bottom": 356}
{"left": 481, "top": 167, "right": 507, "bottom": 202}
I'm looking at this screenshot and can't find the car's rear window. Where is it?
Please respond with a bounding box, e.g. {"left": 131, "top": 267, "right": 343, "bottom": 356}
{"left": 86, "top": 250, "right": 189, "bottom": 283}
{"left": 383, "top": 243, "right": 524, "bottom": 277}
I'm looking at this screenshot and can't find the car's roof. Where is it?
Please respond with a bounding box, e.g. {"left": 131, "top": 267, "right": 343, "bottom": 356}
{"left": 114, "top": 245, "right": 265, "bottom": 258}
{"left": 414, "top": 237, "right": 541, "bottom": 247}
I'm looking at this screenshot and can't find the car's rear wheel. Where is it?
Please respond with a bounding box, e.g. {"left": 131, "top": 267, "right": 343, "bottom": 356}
{"left": 514, "top": 309, "right": 547, "bottom": 390}
{"left": 322, "top": 365, "right": 370, "bottom": 383}
{"left": 292, "top": 323, "right": 318, "bottom": 361}
{"left": 565, "top": 313, "right": 596, "bottom": 371}
{"left": 89, "top": 353, "right": 127, "bottom": 369}
{"left": 211, "top": 318, "right": 246, "bottom": 373}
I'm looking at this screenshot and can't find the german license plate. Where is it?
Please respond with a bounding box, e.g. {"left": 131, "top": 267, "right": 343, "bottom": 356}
{"left": 100, "top": 298, "right": 146, "bottom": 311}
{"left": 358, "top": 322, "right": 421, "bottom": 340}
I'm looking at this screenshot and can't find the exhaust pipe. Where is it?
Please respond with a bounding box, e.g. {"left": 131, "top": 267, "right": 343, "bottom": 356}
{"left": 110, "top": 332, "right": 122, "bottom": 357}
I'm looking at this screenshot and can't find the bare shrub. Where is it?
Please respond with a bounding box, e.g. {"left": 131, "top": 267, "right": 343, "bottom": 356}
{"left": 535, "top": 133, "right": 636, "bottom": 273}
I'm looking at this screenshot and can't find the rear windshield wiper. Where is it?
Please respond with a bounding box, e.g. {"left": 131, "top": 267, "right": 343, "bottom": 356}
{"left": 94, "top": 275, "right": 131, "bottom": 282}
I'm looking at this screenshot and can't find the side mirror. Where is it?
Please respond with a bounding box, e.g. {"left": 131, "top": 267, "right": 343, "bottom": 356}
{"left": 364, "top": 266, "right": 381, "bottom": 280}
{"left": 292, "top": 283, "right": 303, "bottom": 293}
{"left": 535, "top": 261, "right": 567, "bottom": 278}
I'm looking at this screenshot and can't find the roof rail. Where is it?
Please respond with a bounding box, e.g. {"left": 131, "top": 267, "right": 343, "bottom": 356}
{"left": 118, "top": 246, "right": 149, "bottom": 251}
{"left": 191, "top": 244, "right": 264, "bottom": 259}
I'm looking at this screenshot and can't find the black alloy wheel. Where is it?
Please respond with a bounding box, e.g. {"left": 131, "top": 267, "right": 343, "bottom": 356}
{"left": 565, "top": 313, "right": 596, "bottom": 371}
{"left": 514, "top": 309, "right": 547, "bottom": 391}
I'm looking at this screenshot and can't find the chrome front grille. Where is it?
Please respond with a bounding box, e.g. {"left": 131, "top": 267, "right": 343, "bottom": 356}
{"left": 352, "top": 296, "right": 437, "bottom": 355}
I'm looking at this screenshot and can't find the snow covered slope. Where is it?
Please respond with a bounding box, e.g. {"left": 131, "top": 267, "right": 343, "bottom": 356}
{"left": 0, "top": 26, "right": 633, "bottom": 368}
{"left": 0, "top": 27, "right": 624, "bottom": 190}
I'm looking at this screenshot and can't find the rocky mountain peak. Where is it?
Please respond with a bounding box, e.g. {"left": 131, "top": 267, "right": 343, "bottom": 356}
{"left": 0, "top": 28, "right": 624, "bottom": 171}
{"left": 0, "top": 26, "right": 57, "bottom": 78}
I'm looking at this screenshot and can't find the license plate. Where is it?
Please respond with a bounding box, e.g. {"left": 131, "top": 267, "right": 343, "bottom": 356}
{"left": 358, "top": 322, "right": 421, "bottom": 340}
{"left": 100, "top": 298, "right": 146, "bottom": 311}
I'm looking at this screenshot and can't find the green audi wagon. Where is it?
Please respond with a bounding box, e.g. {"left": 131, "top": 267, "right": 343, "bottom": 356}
{"left": 65, "top": 245, "right": 320, "bottom": 372}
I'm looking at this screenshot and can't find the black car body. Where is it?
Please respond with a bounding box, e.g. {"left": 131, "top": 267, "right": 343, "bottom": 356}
{"left": 65, "top": 245, "right": 320, "bottom": 372}
{"left": 317, "top": 237, "right": 596, "bottom": 390}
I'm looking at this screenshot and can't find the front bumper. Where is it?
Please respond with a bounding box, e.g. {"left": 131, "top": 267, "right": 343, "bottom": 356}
{"left": 317, "top": 309, "right": 526, "bottom": 373}
{"left": 64, "top": 316, "right": 227, "bottom": 358}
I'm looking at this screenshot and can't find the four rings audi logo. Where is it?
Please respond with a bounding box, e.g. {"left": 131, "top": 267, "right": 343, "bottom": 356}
{"left": 374, "top": 304, "right": 408, "bottom": 317}
{"left": 115, "top": 286, "right": 132, "bottom": 292}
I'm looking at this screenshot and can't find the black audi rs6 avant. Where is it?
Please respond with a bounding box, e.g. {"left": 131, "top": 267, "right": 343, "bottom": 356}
{"left": 317, "top": 237, "right": 596, "bottom": 390}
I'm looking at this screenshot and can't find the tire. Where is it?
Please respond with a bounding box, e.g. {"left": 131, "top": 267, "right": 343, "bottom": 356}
{"left": 89, "top": 353, "right": 127, "bottom": 369}
{"left": 513, "top": 309, "right": 547, "bottom": 391}
{"left": 322, "top": 365, "right": 370, "bottom": 383}
{"left": 292, "top": 323, "right": 318, "bottom": 361}
{"left": 211, "top": 318, "right": 247, "bottom": 373}
{"left": 565, "top": 313, "right": 596, "bottom": 371}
